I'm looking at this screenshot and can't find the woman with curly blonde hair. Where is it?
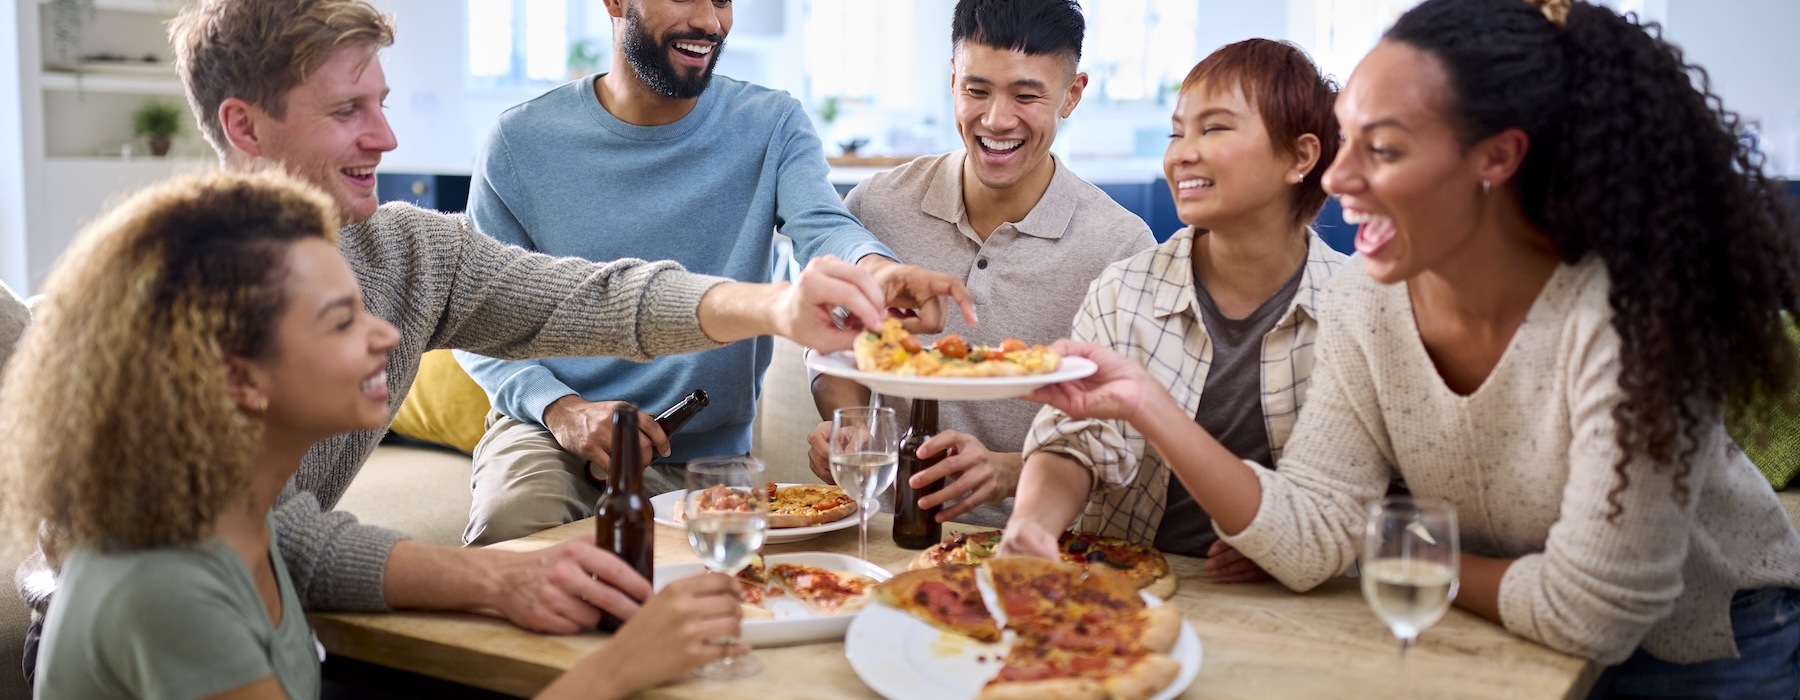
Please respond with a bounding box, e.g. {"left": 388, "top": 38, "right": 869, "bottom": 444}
{"left": 2, "top": 171, "right": 743, "bottom": 700}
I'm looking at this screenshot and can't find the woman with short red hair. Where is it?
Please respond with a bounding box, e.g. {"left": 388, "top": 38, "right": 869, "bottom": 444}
{"left": 1002, "top": 39, "right": 1346, "bottom": 579}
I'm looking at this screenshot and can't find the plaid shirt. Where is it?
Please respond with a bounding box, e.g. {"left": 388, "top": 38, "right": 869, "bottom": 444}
{"left": 1023, "top": 226, "right": 1347, "bottom": 543}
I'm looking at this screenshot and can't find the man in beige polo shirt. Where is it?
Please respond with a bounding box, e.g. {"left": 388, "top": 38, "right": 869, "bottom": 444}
{"left": 807, "top": 0, "right": 1154, "bottom": 528}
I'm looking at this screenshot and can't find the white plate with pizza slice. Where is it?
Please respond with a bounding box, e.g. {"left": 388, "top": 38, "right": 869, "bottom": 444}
{"left": 805, "top": 350, "right": 1098, "bottom": 401}
{"left": 654, "top": 552, "right": 890, "bottom": 647}
{"left": 650, "top": 483, "right": 860, "bottom": 545}
{"left": 843, "top": 592, "right": 1202, "bottom": 700}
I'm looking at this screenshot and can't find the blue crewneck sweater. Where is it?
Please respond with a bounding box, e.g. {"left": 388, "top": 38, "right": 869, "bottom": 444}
{"left": 455, "top": 74, "right": 892, "bottom": 462}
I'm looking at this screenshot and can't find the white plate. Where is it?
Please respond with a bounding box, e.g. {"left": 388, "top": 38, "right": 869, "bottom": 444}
{"left": 650, "top": 483, "right": 861, "bottom": 545}
{"left": 805, "top": 350, "right": 1098, "bottom": 401}
{"left": 654, "top": 552, "right": 890, "bottom": 647}
{"left": 845, "top": 592, "right": 1202, "bottom": 700}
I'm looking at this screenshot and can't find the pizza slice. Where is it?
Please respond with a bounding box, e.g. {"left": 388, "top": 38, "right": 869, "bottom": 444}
{"left": 1059, "top": 532, "right": 1176, "bottom": 598}
{"left": 768, "top": 484, "right": 858, "bottom": 528}
{"left": 731, "top": 554, "right": 778, "bottom": 619}
{"left": 911, "top": 529, "right": 1004, "bottom": 570}
{"left": 853, "top": 318, "right": 1060, "bottom": 377}
{"left": 981, "top": 639, "right": 1182, "bottom": 700}
{"left": 770, "top": 563, "right": 877, "bottom": 615}
{"left": 873, "top": 563, "right": 1003, "bottom": 643}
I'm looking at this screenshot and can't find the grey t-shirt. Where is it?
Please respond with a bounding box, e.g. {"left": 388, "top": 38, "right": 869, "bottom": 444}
{"left": 35, "top": 516, "right": 320, "bottom": 700}
{"left": 1154, "top": 262, "right": 1305, "bottom": 557}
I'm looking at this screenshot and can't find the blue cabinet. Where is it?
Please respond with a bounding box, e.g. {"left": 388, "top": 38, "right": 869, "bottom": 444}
{"left": 377, "top": 173, "right": 472, "bottom": 213}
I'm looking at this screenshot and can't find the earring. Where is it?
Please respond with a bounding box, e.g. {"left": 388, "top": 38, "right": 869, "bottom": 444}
{"left": 1481, "top": 179, "right": 1492, "bottom": 195}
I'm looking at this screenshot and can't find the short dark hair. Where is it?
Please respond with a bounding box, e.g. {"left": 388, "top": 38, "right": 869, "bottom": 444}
{"left": 1181, "top": 39, "right": 1339, "bottom": 227}
{"left": 951, "top": 0, "right": 1085, "bottom": 66}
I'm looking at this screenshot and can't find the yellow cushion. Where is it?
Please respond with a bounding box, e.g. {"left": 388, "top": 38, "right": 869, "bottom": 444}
{"left": 389, "top": 350, "right": 491, "bottom": 454}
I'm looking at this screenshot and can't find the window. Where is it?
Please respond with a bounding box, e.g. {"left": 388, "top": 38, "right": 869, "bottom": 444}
{"left": 1081, "top": 0, "right": 1200, "bottom": 103}
{"left": 466, "top": 0, "right": 609, "bottom": 90}
{"left": 1307, "top": 0, "right": 1418, "bottom": 83}
{"left": 801, "top": 1, "right": 915, "bottom": 109}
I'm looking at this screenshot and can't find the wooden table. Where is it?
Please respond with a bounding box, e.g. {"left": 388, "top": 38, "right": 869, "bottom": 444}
{"left": 310, "top": 516, "right": 1598, "bottom": 699}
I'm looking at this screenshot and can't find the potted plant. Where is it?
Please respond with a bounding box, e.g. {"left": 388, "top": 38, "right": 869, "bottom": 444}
{"left": 566, "top": 40, "right": 602, "bottom": 81}
{"left": 132, "top": 101, "right": 182, "bottom": 157}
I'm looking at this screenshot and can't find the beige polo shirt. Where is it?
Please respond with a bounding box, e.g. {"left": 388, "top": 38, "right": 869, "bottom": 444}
{"left": 845, "top": 151, "right": 1154, "bottom": 522}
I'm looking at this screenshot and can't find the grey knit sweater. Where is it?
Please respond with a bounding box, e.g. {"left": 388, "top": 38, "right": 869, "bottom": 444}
{"left": 271, "top": 202, "right": 728, "bottom": 612}
{"left": 17, "top": 203, "right": 727, "bottom": 618}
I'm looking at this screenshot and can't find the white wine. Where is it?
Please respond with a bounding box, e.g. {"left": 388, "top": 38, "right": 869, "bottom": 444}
{"left": 687, "top": 512, "right": 768, "bottom": 575}
{"left": 1362, "top": 559, "right": 1457, "bottom": 640}
{"left": 831, "top": 451, "right": 898, "bottom": 503}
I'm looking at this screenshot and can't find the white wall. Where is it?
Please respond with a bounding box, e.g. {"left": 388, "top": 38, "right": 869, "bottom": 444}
{"left": 1661, "top": 0, "right": 1800, "bottom": 175}
{"left": 0, "top": 2, "right": 32, "bottom": 293}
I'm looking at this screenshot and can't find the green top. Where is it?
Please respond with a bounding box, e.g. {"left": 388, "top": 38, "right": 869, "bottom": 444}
{"left": 34, "top": 515, "right": 320, "bottom": 699}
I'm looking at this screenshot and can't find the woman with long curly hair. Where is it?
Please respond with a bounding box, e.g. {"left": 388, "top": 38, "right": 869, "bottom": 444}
{"left": 1004, "top": 0, "right": 1800, "bottom": 694}
{"left": 1, "top": 171, "right": 742, "bottom": 700}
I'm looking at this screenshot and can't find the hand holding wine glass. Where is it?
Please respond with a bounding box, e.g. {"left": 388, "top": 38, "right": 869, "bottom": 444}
{"left": 1361, "top": 496, "right": 1459, "bottom": 661}
{"left": 683, "top": 456, "right": 770, "bottom": 680}
{"left": 828, "top": 406, "right": 899, "bottom": 562}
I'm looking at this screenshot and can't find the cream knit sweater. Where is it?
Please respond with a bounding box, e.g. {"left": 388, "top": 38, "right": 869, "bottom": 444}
{"left": 1221, "top": 258, "right": 1800, "bottom": 664}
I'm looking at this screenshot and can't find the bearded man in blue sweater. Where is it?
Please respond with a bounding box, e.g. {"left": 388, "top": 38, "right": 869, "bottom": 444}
{"left": 456, "top": 0, "right": 971, "bottom": 544}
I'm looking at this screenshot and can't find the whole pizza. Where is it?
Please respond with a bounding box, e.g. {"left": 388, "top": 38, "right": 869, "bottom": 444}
{"left": 875, "top": 557, "right": 1182, "bottom": 700}
{"left": 854, "top": 318, "right": 1060, "bottom": 378}
{"left": 677, "top": 483, "right": 857, "bottom": 529}
{"left": 913, "top": 529, "right": 1177, "bottom": 600}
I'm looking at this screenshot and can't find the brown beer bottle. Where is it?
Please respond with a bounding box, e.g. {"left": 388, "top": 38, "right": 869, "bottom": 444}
{"left": 893, "top": 399, "right": 944, "bottom": 549}
{"left": 594, "top": 405, "right": 654, "bottom": 632}
{"left": 654, "top": 389, "right": 709, "bottom": 436}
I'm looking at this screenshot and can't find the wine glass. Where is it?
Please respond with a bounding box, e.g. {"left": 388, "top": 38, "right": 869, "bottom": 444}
{"left": 828, "top": 406, "right": 898, "bottom": 562}
{"left": 684, "top": 456, "right": 770, "bottom": 680}
{"left": 1361, "top": 495, "right": 1459, "bottom": 661}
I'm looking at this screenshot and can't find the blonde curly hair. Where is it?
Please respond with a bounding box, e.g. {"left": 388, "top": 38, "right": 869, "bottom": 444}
{"left": 0, "top": 171, "right": 338, "bottom": 561}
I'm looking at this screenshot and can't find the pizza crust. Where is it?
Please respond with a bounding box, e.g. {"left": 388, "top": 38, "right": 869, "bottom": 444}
{"left": 977, "top": 677, "right": 1106, "bottom": 700}
{"left": 1138, "top": 605, "right": 1181, "bottom": 655}
{"left": 1143, "top": 571, "right": 1179, "bottom": 601}
{"left": 1103, "top": 654, "right": 1182, "bottom": 700}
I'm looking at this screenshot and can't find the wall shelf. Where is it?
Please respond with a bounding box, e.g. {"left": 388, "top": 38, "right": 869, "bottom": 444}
{"left": 41, "top": 71, "right": 183, "bottom": 95}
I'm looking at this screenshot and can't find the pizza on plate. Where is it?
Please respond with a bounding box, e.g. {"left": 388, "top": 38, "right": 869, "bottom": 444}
{"left": 676, "top": 483, "right": 857, "bottom": 528}
{"left": 731, "top": 554, "right": 781, "bottom": 619}
{"left": 913, "top": 529, "right": 1178, "bottom": 599}
{"left": 770, "top": 563, "right": 878, "bottom": 615}
{"left": 873, "top": 563, "right": 1003, "bottom": 643}
{"left": 873, "top": 556, "right": 1182, "bottom": 700}
{"left": 853, "top": 318, "right": 1060, "bottom": 378}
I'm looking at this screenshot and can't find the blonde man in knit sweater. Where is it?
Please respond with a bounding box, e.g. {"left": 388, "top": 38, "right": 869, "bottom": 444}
{"left": 18, "top": 0, "right": 973, "bottom": 680}
{"left": 1007, "top": 1, "right": 1800, "bottom": 696}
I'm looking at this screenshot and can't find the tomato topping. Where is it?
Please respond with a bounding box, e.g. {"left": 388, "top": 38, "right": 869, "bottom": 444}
{"left": 933, "top": 335, "right": 970, "bottom": 359}
{"left": 1070, "top": 655, "right": 1108, "bottom": 673}
{"left": 899, "top": 336, "right": 924, "bottom": 354}
{"left": 1000, "top": 338, "right": 1028, "bottom": 353}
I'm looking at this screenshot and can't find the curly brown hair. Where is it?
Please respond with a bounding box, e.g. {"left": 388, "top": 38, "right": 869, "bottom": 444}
{"left": 1386, "top": 0, "right": 1800, "bottom": 515}
{"left": 170, "top": 0, "right": 394, "bottom": 155}
{"left": 0, "top": 171, "right": 339, "bottom": 560}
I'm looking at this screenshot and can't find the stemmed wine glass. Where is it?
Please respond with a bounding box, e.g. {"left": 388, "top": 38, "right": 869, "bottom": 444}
{"left": 1361, "top": 495, "right": 1460, "bottom": 661}
{"left": 828, "top": 406, "right": 898, "bottom": 562}
{"left": 684, "top": 456, "right": 770, "bottom": 680}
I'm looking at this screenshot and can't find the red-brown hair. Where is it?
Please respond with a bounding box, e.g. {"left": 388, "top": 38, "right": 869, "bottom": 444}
{"left": 1182, "top": 39, "right": 1339, "bottom": 227}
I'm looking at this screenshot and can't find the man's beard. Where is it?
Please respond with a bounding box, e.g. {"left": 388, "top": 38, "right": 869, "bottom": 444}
{"left": 622, "top": 5, "right": 723, "bottom": 99}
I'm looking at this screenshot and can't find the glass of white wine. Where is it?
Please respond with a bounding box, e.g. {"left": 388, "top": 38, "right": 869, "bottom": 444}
{"left": 1361, "top": 495, "right": 1459, "bottom": 661}
{"left": 828, "top": 406, "right": 898, "bottom": 562}
{"left": 684, "top": 456, "right": 770, "bottom": 680}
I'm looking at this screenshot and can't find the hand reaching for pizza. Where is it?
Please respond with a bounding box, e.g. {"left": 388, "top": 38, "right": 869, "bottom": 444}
{"left": 997, "top": 517, "right": 1063, "bottom": 560}
{"left": 908, "top": 430, "right": 1020, "bottom": 522}
{"left": 1203, "top": 540, "right": 1274, "bottom": 584}
{"left": 855, "top": 255, "right": 978, "bottom": 334}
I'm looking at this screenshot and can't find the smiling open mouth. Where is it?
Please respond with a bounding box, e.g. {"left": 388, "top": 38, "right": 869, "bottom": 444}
{"left": 978, "top": 136, "right": 1022, "bottom": 155}
{"left": 673, "top": 41, "right": 713, "bottom": 58}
